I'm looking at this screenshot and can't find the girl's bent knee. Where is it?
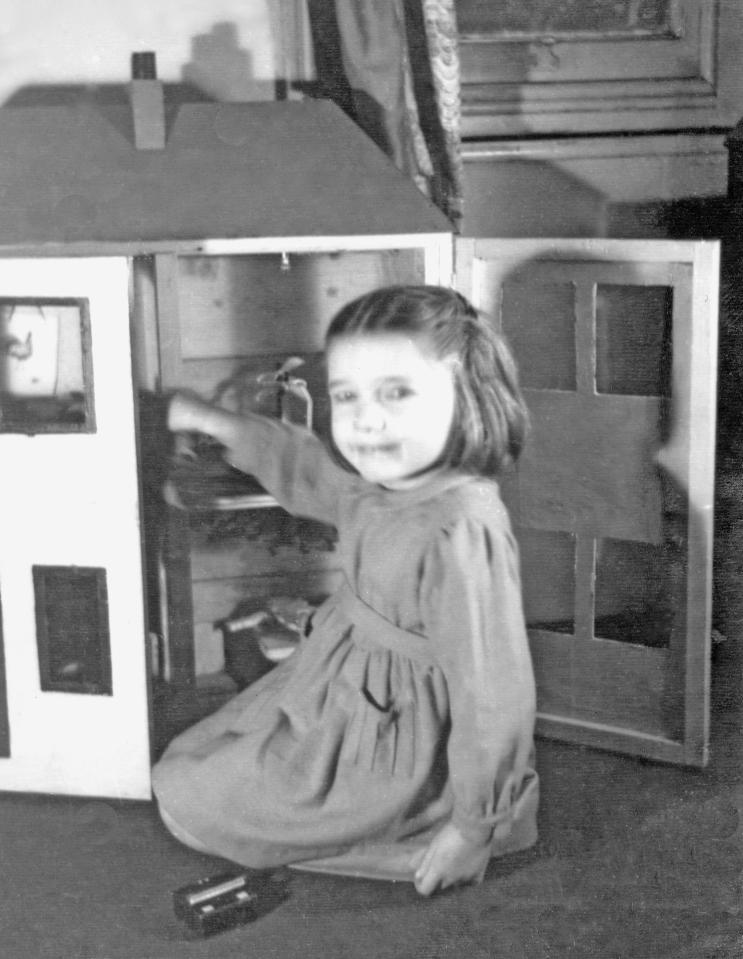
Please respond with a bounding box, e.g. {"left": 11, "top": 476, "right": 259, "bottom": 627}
{"left": 158, "top": 803, "right": 213, "bottom": 855}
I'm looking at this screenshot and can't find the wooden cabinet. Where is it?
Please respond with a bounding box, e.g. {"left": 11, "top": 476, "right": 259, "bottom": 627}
{"left": 461, "top": 132, "right": 730, "bottom": 243}
{"left": 457, "top": 0, "right": 743, "bottom": 137}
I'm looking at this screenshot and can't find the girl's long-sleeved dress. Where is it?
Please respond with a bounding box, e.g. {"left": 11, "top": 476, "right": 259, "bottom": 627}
{"left": 152, "top": 416, "right": 539, "bottom": 878}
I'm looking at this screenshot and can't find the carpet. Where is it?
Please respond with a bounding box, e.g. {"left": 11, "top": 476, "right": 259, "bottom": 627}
{"left": 2, "top": 647, "right": 742, "bottom": 959}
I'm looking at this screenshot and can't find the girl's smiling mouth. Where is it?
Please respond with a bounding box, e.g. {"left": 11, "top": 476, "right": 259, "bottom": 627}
{"left": 352, "top": 442, "right": 398, "bottom": 455}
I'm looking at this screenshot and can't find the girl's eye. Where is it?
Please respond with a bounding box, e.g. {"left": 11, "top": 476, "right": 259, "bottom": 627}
{"left": 330, "top": 390, "right": 356, "bottom": 405}
{"left": 383, "top": 385, "right": 414, "bottom": 402}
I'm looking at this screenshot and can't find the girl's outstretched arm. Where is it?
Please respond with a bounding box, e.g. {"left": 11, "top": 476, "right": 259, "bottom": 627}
{"left": 167, "top": 391, "right": 356, "bottom": 525}
{"left": 168, "top": 391, "right": 244, "bottom": 445}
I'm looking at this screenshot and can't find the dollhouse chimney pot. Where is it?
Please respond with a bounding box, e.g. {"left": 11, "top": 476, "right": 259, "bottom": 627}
{"left": 129, "top": 50, "right": 166, "bottom": 151}
{"left": 132, "top": 51, "right": 157, "bottom": 80}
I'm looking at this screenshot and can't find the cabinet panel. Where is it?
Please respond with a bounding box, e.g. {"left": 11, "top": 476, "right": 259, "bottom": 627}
{"left": 461, "top": 134, "right": 728, "bottom": 240}
{"left": 458, "top": 0, "right": 743, "bottom": 136}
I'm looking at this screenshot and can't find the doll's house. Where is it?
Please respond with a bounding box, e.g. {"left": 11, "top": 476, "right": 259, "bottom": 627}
{"left": 0, "top": 78, "right": 720, "bottom": 800}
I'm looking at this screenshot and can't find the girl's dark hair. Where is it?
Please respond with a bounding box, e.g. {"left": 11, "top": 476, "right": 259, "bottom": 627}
{"left": 325, "top": 284, "right": 529, "bottom": 476}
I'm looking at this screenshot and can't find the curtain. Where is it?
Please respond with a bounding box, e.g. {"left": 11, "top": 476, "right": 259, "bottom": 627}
{"left": 307, "top": 0, "right": 464, "bottom": 227}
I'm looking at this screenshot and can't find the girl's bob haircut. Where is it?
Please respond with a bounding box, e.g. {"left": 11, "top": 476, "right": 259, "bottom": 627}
{"left": 325, "top": 284, "right": 529, "bottom": 477}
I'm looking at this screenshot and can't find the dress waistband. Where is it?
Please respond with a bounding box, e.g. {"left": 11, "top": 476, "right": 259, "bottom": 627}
{"left": 334, "top": 581, "right": 437, "bottom": 666}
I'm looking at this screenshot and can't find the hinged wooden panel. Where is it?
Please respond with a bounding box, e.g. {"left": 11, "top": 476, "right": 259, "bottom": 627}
{"left": 456, "top": 237, "right": 719, "bottom": 766}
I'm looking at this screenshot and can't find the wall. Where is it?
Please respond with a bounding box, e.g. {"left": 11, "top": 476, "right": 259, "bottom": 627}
{"left": 1, "top": 0, "right": 311, "bottom": 106}
{"left": 461, "top": 134, "right": 729, "bottom": 241}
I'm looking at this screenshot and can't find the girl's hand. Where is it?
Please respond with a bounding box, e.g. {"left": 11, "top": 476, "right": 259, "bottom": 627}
{"left": 167, "top": 391, "right": 215, "bottom": 435}
{"left": 413, "top": 823, "right": 491, "bottom": 897}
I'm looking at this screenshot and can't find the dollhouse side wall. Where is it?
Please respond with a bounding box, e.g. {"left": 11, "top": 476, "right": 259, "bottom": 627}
{"left": 0, "top": 258, "right": 151, "bottom": 797}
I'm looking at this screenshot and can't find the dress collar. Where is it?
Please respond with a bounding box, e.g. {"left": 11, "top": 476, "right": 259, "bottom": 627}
{"left": 362, "top": 471, "right": 480, "bottom": 508}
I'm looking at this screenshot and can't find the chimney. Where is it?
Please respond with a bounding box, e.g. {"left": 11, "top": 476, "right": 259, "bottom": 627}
{"left": 129, "top": 51, "right": 165, "bottom": 150}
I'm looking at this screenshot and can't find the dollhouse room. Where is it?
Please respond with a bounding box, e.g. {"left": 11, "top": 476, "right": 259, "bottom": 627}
{"left": 0, "top": 2, "right": 741, "bottom": 957}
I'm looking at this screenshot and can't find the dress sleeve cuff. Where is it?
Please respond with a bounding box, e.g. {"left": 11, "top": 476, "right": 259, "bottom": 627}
{"left": 450, "top": 811, "right": 497, "bottom": 846}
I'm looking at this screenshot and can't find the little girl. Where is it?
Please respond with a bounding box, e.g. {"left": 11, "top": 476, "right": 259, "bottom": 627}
{"left": 152, "top": 284, "right": 538, "bottom": 897}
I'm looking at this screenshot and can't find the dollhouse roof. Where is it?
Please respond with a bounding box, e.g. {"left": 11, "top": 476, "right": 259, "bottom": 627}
{"left": 0, "top": 99, "right": 452, "bottom": 249}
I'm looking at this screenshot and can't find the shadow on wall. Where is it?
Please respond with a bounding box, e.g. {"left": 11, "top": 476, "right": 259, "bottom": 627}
{"left": 181, "top": 21, "right": 275, "bottom": 103}
{"left": 5, "top": 17, "right": 285, "bottom": 109}
{"left": 3, "top": 81, "right": 211, "bottom": 110}
{"left": 463, "top": 159, "right": 609, "bottom": 238}
{"left": 3, "top": 80, "right": 211, "bottom": 152}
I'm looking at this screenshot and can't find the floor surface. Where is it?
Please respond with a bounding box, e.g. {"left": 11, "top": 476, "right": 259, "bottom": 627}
{"left": 2, "top": 642, "right": 741, "bottom": 959}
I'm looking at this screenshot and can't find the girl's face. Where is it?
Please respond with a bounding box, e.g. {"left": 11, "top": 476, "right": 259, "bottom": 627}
{"left": 327, "top": 333, "right": 457, "bottom": 489}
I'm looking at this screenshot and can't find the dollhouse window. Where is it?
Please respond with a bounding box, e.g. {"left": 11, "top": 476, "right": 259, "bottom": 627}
{"left": 501, "top": 279, "right": 577, "bottom": 390}
{"left": 594, "top": 536, "right": 679, "bottom": 648}
{"left": 520, "top": 528, "right": 577, "bottom": 635}
{"left": 33, "top": 565, "right": 112, "bottom": 695}
{"left": 0, "top": 297, "right": 95, "bottom": 434}
{"left": 595, "top": 284, "right": 673, "bottom": 396}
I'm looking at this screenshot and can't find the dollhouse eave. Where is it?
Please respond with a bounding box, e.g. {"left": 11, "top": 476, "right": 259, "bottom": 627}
{"left": 0, "top": 99, "right": 452, "bottom": 250}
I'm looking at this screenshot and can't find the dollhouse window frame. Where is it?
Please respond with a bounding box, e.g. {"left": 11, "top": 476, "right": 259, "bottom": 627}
{"left": 0, "top": 295, "right": 96, "bottom": 435}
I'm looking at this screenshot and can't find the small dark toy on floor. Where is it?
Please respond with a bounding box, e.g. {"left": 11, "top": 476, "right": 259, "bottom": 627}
{"left": 173, "top": 869, "right": 291, "bottom": 938}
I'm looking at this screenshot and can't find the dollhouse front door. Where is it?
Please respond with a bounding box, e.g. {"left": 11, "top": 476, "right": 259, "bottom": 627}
{"left": 0, "top": 257, "right": 151, "bottom": 798}
{"left": 457, "top": 238, "right": 718, "bottom": 767}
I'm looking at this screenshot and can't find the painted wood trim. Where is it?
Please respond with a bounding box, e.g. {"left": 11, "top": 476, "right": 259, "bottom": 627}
{"left": 153, "top": 254, "right": 182, "bottom": 390}
{"left": 0, "top": 234, "right": 452, "bottom": 260}
{"left": 467, "top": 237, "right": 718, "bottom": 264}
{"left": 681, "top": 241, "right": 719, "bottom": 765}
{"left": 536, "top": 715, "right": 687, "bottom": 766}
{"left": 162, "top": 508, "right": 196, "bottom": 689}
{"left": 462, "top": 133, "right": 728, "bottom": 206}
{"left": 574, "top": 281, "right": 596, "bottom": 395}
{"left": 422, "top": 235, "right": 455, "bottom": 287}
{"left": 0, "top": 594, "right": 9, "bottom": 757}
{"left": 130, "top": 257, "right": 161, "bottom": 391}
{"left": 452, "top": 238, "right": 475, "bottom": 302}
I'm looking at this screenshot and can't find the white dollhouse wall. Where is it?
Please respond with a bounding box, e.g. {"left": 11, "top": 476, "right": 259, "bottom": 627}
{"left": 0, "top": 258, "right": 151, "bottom": 798}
